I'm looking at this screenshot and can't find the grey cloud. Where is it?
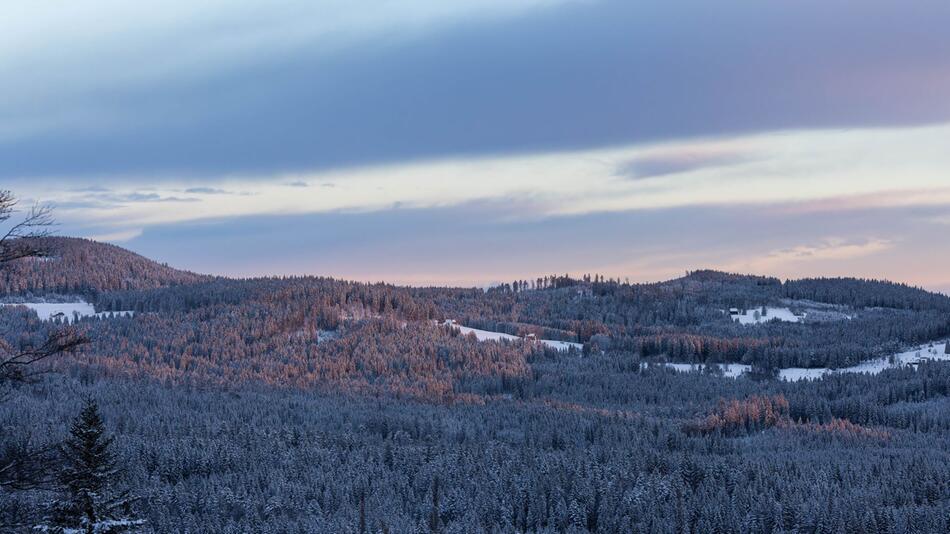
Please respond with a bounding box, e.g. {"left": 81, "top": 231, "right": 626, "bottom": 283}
{"left": 67, "top": 192, "right": 203, "bottom": 207}
{"left": 111, "top": 193, "right": 200, "bottom": 203}
{"left": 52, "top": 199, "right": 116, "bottom": 210}
{"left": 70, "top": 186, "right": 112, "bottom": 193}
{"left": 2, "top": 0, "right": 950, "bottom": 182}
{"left": 184, "top": 187, "right": 232, "bottom": 195}
{"left": 618, "top": 150, "right": 755, "bottom": 181}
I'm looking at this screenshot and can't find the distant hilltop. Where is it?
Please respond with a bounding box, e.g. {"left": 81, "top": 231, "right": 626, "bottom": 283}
{"left": 0, "top": 236, "right": 211, "bottom": 296}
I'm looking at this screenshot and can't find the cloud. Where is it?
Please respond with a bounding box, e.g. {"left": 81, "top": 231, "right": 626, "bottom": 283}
{"left": 70, "top": 186, "right": 111, "bottom": 193}
{"left": 11, "top": 122, "right": 949, "bottom": 292}
{"left": 184, "top": 187, "right": 232, "bottom": 195}
{"left": 3, "top": 1, "right": 950, "bottom": 180}
{"left": 51, "top": 190, "right": 202, "bottom": 211}
{"left": 117, "top": 193, "right": 200, "bottom": 203}
{"left": 85, "top": 228, "right": 143, "bottom": 243}
{"left": 766, "top": 238, "right": 894, "bottom": 262}
{"left": 95, "top": 192, "right": 201, "bottom": 204}
{"left": 14, "top": 122, "right": 948, "bottom": 232}
{"left": 617, "top": 148, "right": 755, "bottom": 180}
{"left": 774, "top": 189, "right": 950, "bottom": 215}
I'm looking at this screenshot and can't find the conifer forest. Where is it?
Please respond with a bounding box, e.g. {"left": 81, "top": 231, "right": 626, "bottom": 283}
{"left": 2, "top": 236, "right": 950, "bottom": 532}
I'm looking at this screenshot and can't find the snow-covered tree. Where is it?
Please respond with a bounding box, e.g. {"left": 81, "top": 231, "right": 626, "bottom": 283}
{"left": 45, "top": 400, "right": 141, "bottom": 533}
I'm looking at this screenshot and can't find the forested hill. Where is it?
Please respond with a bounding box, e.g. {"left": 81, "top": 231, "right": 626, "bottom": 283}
{"left": 5, "top": 242, "right": 950, "bottom": 531}
{"left": 432, "top": 271, "right": 950, "bottom": 369}
{"left": 3, "top": 238, "right": 949, "bottom": 379}
{"left": 0, "top": 237, "right": 210, "bottom": 296}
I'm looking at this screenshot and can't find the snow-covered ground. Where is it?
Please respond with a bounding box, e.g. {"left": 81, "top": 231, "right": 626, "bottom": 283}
{"left": 779, "top": 342, "right": 950, "bottom": 380}
{"left": 777, "top": 367, "right": 831, "bottom": 381}
{"left": 444, "top": 321, "right": 583, "bottom": 352}
{"left": 538, "top": 339, "right": 584, "bottom": 351}
{"left": 662, "top": 340, "right": 950, "bottom": 381}
{"left": 1, "top": 301, "right": 134, "bottom": 323}
{"left": 732, "top": 307, "right": 803, "bottom": 325}
{"left": 664, "top": 363, "right": 751, "bottom": 378}
{"left": 453, "top": 324, "right": 520, "bottom": 342}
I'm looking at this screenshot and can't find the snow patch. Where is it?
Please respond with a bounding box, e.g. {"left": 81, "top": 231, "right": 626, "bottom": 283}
{"left": 1, "top": 301, "right": 134, "bottom": 323}
{"left": 661, "top": 340, "right": 950, "bottom": 381}
{"left": 730, "top": 307, "right": 803, "bottom": 325}
{"left": 443, "top": 320, "right": 582, "bottom": 352}
{"left": 538, "top": 339, "right": 584, "bottom": 351}
{"left": 453, "top": 323, "right": 521, "bottom": 342}
{"left": 777, "top": 367, "right": 831, "bottom": 381}
{"left": 663, "top": 362, "right": 751, "bottom": 378}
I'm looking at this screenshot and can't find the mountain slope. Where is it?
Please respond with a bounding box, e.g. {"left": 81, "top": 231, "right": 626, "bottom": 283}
{"left": 0, "top": 237, "right": 210, "bottom": 295}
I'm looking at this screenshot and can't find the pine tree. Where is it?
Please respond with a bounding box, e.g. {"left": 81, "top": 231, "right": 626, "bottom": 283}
{"left": 428, "top": 476, "right": 440, "bottom": 534}
{"left": 46, "top": 400, "right": 141, "bottom": 533}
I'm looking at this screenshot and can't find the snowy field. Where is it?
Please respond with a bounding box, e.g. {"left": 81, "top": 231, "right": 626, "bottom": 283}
{"left": 664, "top": 363, "right": 751, "bottom": 378}
{"left": 663, "top": 340, "right": 950, "bottom": 381}
{"left": 732, "top": 307, "right": 803, "bottom": 325}
{"left": 454, "top": 324, "right": 521, "bottom": 342}
{"left": 444, "top": 321, "right": 583, "bottom": 352}
{"left": 537, "top": 339, "right": 585, "bottom": 351}
{"left": 1, "top": 301, "right": 134, "bottom": 323}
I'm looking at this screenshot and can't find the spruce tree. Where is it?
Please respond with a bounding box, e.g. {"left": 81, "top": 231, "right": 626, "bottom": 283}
{"left": 47, "top": 400, "right": 141, "bottom": 533}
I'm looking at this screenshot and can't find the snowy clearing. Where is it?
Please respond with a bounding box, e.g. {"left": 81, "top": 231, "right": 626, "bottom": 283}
{"left": 538, "top": 339, "right": 585, "bottom": 351}
{"left": 444, "top": 320, "right": 582, "bottom": 352}
{"left": 663, "top": 363, "right": 751, "bottom": 378}
{"left": 453, "top": 323, "right": 521, "bottom": 342}
{"left": 730, "top": 307, "right": 803, "bottom": 325}
{"left": 662, "top": 340, "right": 950, "bottom": 381}
{"left": 1, "top": 301, "right": 134, "bottom": 323}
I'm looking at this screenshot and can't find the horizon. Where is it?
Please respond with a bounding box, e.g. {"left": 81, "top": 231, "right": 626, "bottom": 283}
{"left": 5, "top": 1, "right": 950, "bottom": 292}
{"left": 48, "top": 235, "right": 950, "bottom": 297}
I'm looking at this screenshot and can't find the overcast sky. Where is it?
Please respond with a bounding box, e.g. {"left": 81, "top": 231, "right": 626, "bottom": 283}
{"left": 4, "top": 0, "right": 950, "bottom": 291}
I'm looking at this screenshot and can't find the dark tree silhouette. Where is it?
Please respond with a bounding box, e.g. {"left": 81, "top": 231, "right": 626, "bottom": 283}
{"left": 46, "top": 400, "right": 140, "bottom": 533}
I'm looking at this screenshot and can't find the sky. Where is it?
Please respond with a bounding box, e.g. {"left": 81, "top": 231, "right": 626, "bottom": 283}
{"left": 3, "top": 0, "right": 950, "bottom": 292}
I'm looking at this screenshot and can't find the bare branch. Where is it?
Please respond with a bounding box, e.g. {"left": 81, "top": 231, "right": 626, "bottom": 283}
{"left": 0, "top": 439, "right": 60, "bottom": 491}
{"left": 0, "top": 190, "right": 56, "bottom": 265}
{"left": 0, "top": 191, "right": 81, "bottom": 502}
{"left": 0, "top": 327, "right": 88, "bottom": 387}
{"left": 0, "top": 190, "right": 14, "bottom": 223}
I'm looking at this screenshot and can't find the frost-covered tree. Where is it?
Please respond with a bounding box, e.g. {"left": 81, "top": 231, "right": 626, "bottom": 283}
{"left": 45, "top": 400, "right": 141, "bottom": 533}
